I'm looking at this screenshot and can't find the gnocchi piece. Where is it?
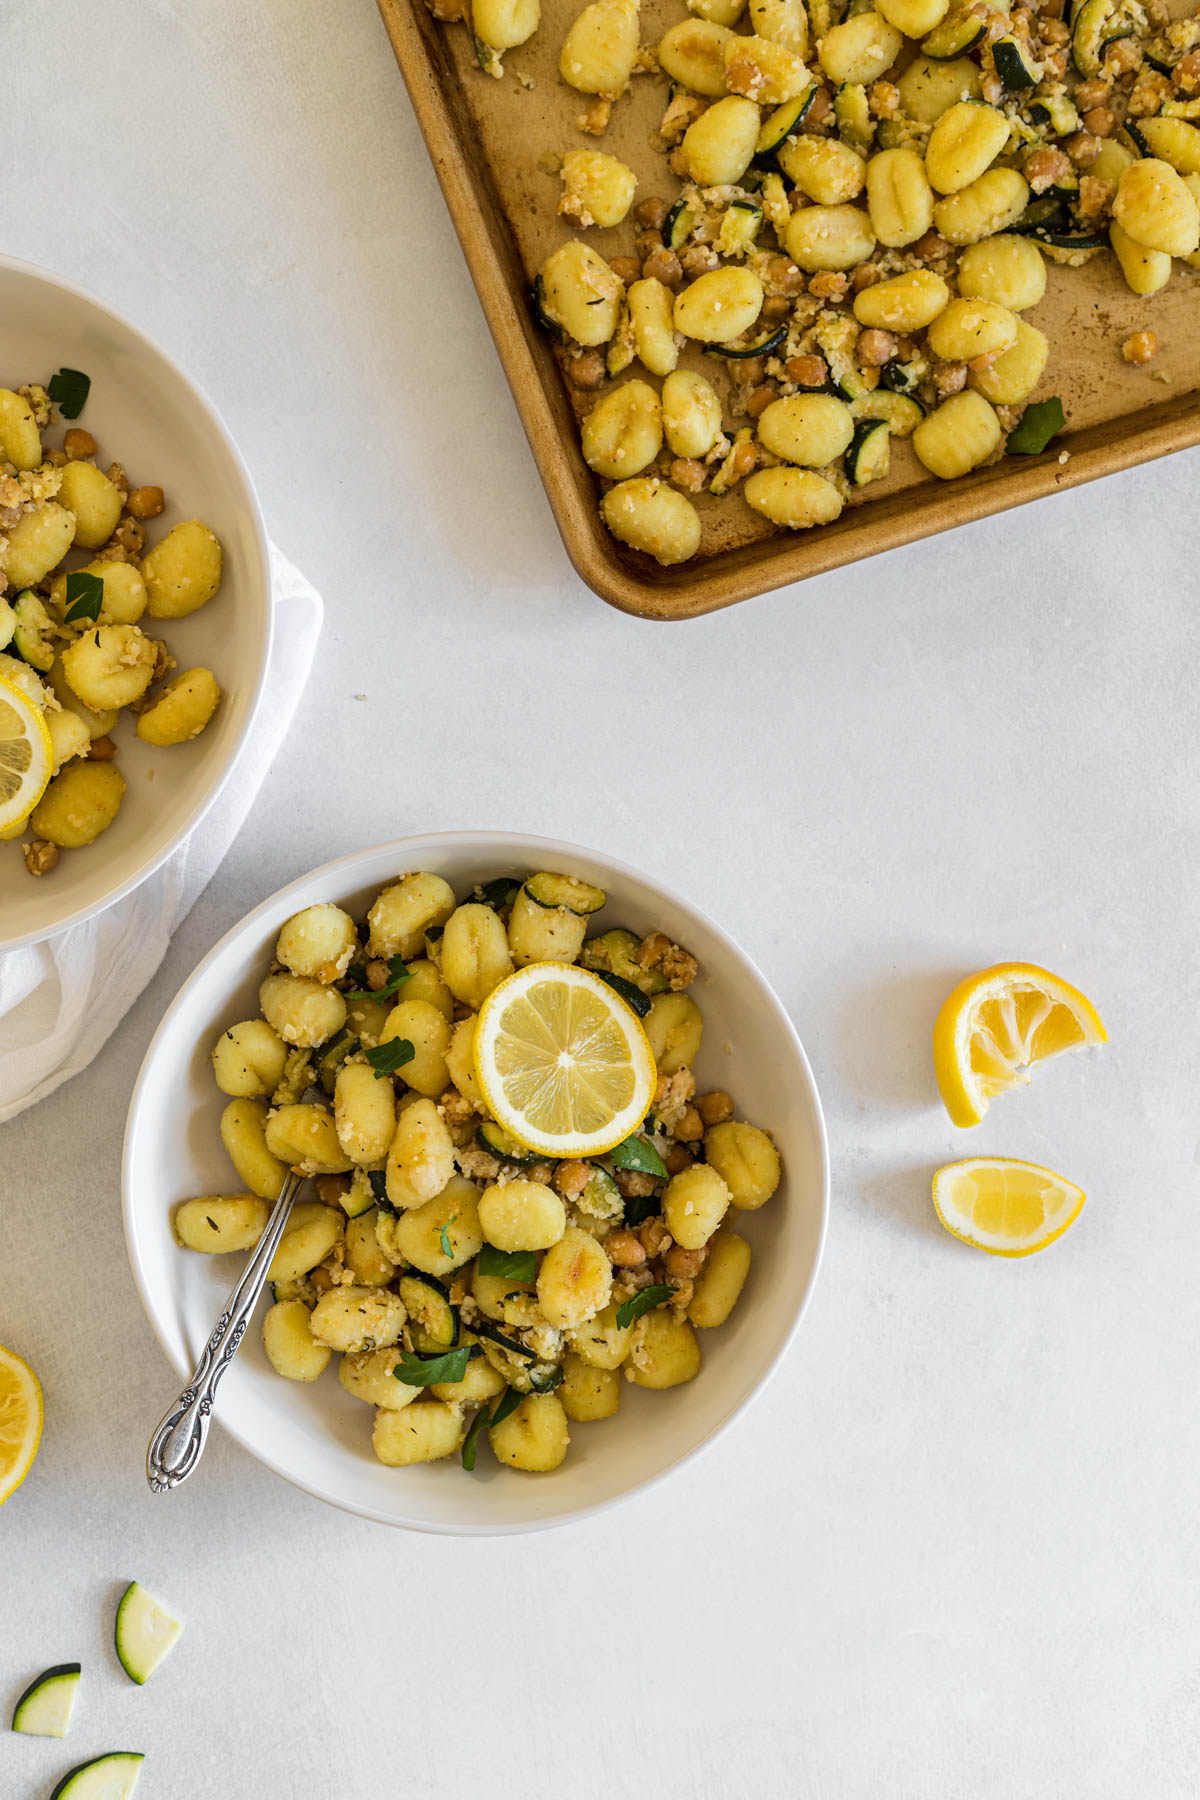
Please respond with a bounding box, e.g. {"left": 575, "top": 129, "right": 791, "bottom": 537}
{"left": 644, "top": 991, "right": 704, "bottom": 1073}
{"left": 310, "top": 1285, "right": 406, "bottom": 1353}
{"left": 661, "top": 370, "right": 723, "bottom": 458}
{"left": 704, "top": 1119, "right": 781, "bottom": 1209}
{"left": 264, "top": 1101, "right": 352, "bottom": 1176}
{"left": 537, "top": 1226, "right": 613, "bottom": 1328}
{"left": 748, "top": 0, "right": 807, "bottom": 56}
{"left": 745, "top": 466, "right": 842, "bottom": 528}
{"left": 445, "top": 1013, "right": 486, "bottom": 1107}
{"left": 45, "top": 708, "right": 91, "bottom": 774}
{"left": 628, "top": 278, "right": 679, "bottom": 377}
{"left": 785, "top": 203, "right": 877, "bottom": 271}
{"left": 373, "top": 1401, "right": 464, "bottom": 1466}
{"left": 1112, "top": 157, "right": 1199, "bottom": 258}
{"left": 5, "top": 503, "right": 77, "bottom": 589}
{"left": 507, "top": 884, "right": 589, "bottom": 964}
{"left": 1091, "top": 137, "right": 1135, "bottom": 184}
{"left": 275, "top": 904, "right": 358, "bottom": 981}
{"left": 62, "top": 624, "right": 156, "bottom": 712}
{"left": 817, "top": 10, "right": 903, "bottom": 84}
{"left": 263, "top": 1299, "right": 331, "bottom": 1381}
{"left": 539, "top": 242, "right": 623, "bottom": 347}
{"left": 430, "top": 1346, "right": 508, "bottom": 1406}
{"left": 778, "top": 135, "right": 866, "bottom": 205}
{"left": 0, "top": 388, "right": 43, "bottom": 470}
{"left": 926, "top": 297, "right": 1018, "bottom": 363}
{"left": 347, "top": 991, "right": 391, "bottom": 1049}
{"left": 29, "top": 760, "right": 125, "bottom": 849}
{"left": 955, "top": 234, "right": 1046, "bottom": 311}
{"left": 601, "top": 478, "right": 702, "bottom": 564}
{"left": 1108, "top": 221, "right": 1172, "bottom": 297}
{"left": 391, "top": 1175, "right": 484, "bottom": 1275}
{"left": 58, "top": 460, "right": 122, "bottom": 550}
{"left": 142, "top": 520, "right": 223, "bottom": 618}
{"left": 367, "top": 871, "right": 456, "bottom": 960}
{"left": 1134, "top": 116, "right": 1200, "bottom": 178}
{"left": 865, "top": 147, "right": 935, "bottom": 248}
{"left": 687, "top": 1228, "right": 752, "bottom": 1327}
{"left": 657, "top": 17, "right": 733, "bottom": 95}
{"left": 402, "top": 959, "right": 455, "bottom": 1023}
{"left": 852, "top": 268, "right": 949, "bottom": 332}
{"left": 559, "top": 0, "right": 640, "bottom": 96}
{"left": 925, "top": 102, "right": 1011, "bottom": 195}
{"left": 911, "top": 388, "right": 1002, "bottom": 480}
{"left": 339, "top": 1347, "right": 423, "bottom": 1408}
{"left": 664, "top": 1161, "right": 732, "bottom": 1248}
{"left": 440, "top": 902, "right": 514, "bottom": 1010}
{"left": 344, "top": 1208, "right": 397, "bottom": 1285}
{"left": 489, "top": 1392, "right": 570, "bottom": 1471}
{"left": 135, "top": 667, "right": 221, "bottom": 746}
{"left": 678, "top": 95, "right": 762, "bottom": 186}
{"left": 723, "top": 32, "right": 811, "bottom": 104}
{"left": 259, "top": 970, "right": 347, "bottom": 1048}
{"left": 269, "top": 1202, "right": 345, "bottom": 1281}
{"left": 478, "top": 1178, "right": 567, "bottom": 1251}
{"left": 932, "top": 167, "right": 1029, "bottom": 246}
{"left": 211, "top": 1020, "right": 288, "bottom": 1098}
{"left": 673, "top": 265, "right": 763, "bottom": 343}
{"left": 378, "top": 997, "right": 451, "bottom": 1096}
{"left": 222, "top": 1097, "right": 287, "bottom": 1197}
{"left": 51, "top": 559, "right": 149, "bottom": 626}
{"left": 627, "top": 1309, "right": 701, "bottom": 1388}
{"left": 566, "top": 1298, "right": 634, "bottom": 1369}
{"left": 472, "top": 0, "right": 540, "bottom": 73}
{"left": 689, "top": 0, "right": 746, "bottom": 22}
{"left": 472, "top": 1265, "right": 536, "bottom": 1321}
{"left": 874, "top": 0, "right": 948, "bottom": 29}
{"left": 581, "top": 379, "right": 664, "bottom": 478}
{"left": 45, "top": 657, "right": 117, "bottom": 738}
{"left": 335, "top": 1062, "right": 398, "bottom": 1166}
{"left": 896, "top": 54, "right": 980, "bottom": 123}
{"left": 173, "top": 1194, "right": 268, "bottom": 1253}
{"left": 561, "top": 1354, "right": 622, "bottom": 1422}
{"left": 756, "top": 393, "right": 855, "bottom": 466}
{"left": 968, "top": 318, "right": 1049, "bottom": 405}
{"left": 558, "top": 148, "right": 637, "bottom": 227}
{"left": 384, "top": 1095, "right": 455, "bottom": 1202}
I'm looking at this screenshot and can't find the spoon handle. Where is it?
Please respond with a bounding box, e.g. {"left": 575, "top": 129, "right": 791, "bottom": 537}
{"left": 146, "top": 1171, "right": 305, "bottom": 1493}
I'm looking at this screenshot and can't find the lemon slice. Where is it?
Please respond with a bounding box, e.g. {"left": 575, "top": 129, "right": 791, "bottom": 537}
{"left": 933, "top": 961, "right": 1107, "bottom": 1128}
{"left": 474, "top": 962, "right": 657, "bottom": 1158}
{"left": 0, "top": 1344, "right": 44, "bottom": 1505}
{"left": 933, "top": 1157, "right": 1085, "bottom": 1257}
{"left": 0, "top": 674, "right": 53, "bottom": 833}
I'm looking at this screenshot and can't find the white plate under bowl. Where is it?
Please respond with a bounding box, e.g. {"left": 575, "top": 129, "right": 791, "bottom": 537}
{"left": 123, "top": 833, "right": 828, "bottom": 1534}
{"left": 0, "top": 256, "right": 272, "bottom": 949}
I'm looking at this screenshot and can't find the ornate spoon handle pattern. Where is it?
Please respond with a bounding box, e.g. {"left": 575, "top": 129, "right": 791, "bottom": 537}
{"left": 146, "top": 1171, "right": 306, "bottom": 1493}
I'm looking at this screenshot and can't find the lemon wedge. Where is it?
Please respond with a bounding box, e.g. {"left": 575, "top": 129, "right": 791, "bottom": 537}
{"left": 474, "top": 961, "right": 657, "bottom": 1159}
{"left": 933, "top": 961, "right": 1107, "bottom": 1128}
{"left": 0, "top": 674, "right": 53, "bottom": 833}
{"left": 0, "top": 1344, "right": 44, "bottom": 1505}
{"left": 933, "top": 1157, "right": 1085, "bottom": 1257}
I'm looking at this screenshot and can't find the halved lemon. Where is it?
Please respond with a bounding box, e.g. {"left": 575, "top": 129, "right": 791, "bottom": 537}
{"left": 0, "top": 1344, "right": 44, "bottom": 1505}
{"left": 0, "top": 674, "right": 53, "bottom": 833}
{"left": 933, "top": 962, "right": 1107, "bottom": 1128}
{"left": 474, "top": 961, "right": 657, "bottom": 1158}
{"left": 933, "top": 1157, "right": 1085, "bottom": 1257}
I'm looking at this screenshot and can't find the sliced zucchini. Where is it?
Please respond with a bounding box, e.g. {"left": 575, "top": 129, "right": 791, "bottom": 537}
{"left": 471, "top": 1318, "right": 537, "bottom": 1359}
{"left": 663, "top": 198, "right": 697, "bottom": 251}
{"left": 704, "top": 324, "right": 788, "bottom": 359}
{"left": 474, "top": 876, "right": 520, "bottom": 913}
{"left": 991, "top": 35, "right": 1041, "bottom": 86}
{"left": 114, "top": 1582, "right": 183, "bottom": 1686}
{"left": 423, "top": 925, "right": 444, "bottom": 960}
{"left": 1028, "top": 223, "right": 1108, "bottom": 248}
{"left": 922, "top": 10, "right": 986, "bottom": 58}
{"left": 756, "top": 87, "right": 818, "bottom": 156}
{"left": 834, "top": 82, "right": 874, "bottom": 151}
{"left": 398, "top": 1273, "right": 459, "bottom": 1352}
{"left": 342, "top": 1166, "right": 379, "bottom": 1219}
{"left": 879, "top": 359, "right": 925, "bottom": 398}
{"left": 12, "top": 592, "right": 55, "bottom": 672}
{"left": 1121, "top": 116, "right": 1150, "bottom": 155}
{"left": 50, "top": 1755, "right": 145, "bottom": 1800}
{"left": 581, "top": 928, "right": 668, "bottom": 996}
{"left": 314, "top": 1028, "right": 357, "bottom": 1096}
{"left": 12, "top": 1663, "right": 81, "bottom": 1738}
{"left": 846, "top": 419, "right": 891, "bottom": 485}
{"left": 1010, "top": 195, "right": 1071, "bottom": 236}
{"left": 850, "top": 389, "right": 923, "bottom": 437}
{"left": 1161, "top": 98, "right": 1200, "bottom": 119}
{"left": 606, "top": 300, "right": 636, "bottom": 378}
{"left": 529, "top": 1364, "right": 565, "bottom": 1394}
{"left": 717, "top": 199, "right": 763, "bottom": 257}
{"left": 524, "top": 872, "right": 606, "bottom": 915}
{"left": 476, "top": 1120, "right": 543, "bottom": 1164}
{"left": 531, "top": 274, "right": 565, "bottom": 342}
{"left": 368, "top": 1167, "right": 392, "bottom": 1208}
{"left": 574, "top": 1163, "right": 623, "bottom": 1219}
{"left": 593, "top": 969, "right": 652, "bottom": 1018}
{"left": 272, "top": 1276, "right": 316, "bottom": 1304}
{"left": 1027, "top": 90, "right": 1081, "bottom": 135}
{"left": 816, "top": 316, "right": 875, "bottom": 401}
{"left": 1071, "top": 0, "right": 1115, "bottom": 75}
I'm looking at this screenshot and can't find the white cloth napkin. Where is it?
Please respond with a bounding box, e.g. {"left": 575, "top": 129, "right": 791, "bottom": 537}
{"left": 0, "top": 544, "right": 323, "bottom": 1124}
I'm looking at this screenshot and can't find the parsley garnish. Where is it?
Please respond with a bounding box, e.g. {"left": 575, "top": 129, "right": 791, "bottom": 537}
{"left": 63, "top": 569, "right": 104, "bottom": 624}
{"left": 622, "top": 1193, "right": 659, "bottom": 1227}
{"left": 394, "top": 1346, "right": 474, "bottom": 1386}
{"left": 1007, "top": 396, "right": 1065, "bottom": 456}
{"left": 616, "top": 1285, "right": 676, "bottom": 1330}
{"left": 346, "top": 954, "right": 411, "bottom": 1002}
{"left": 47, "top": 367, "right": 91, "bottom": 419}
{"left": 364, "top": 1037, "right": 415, "bottom": 1080}
{"left": 476, "top": 1244, "right": 538, "bottom": 1281}
{"left": 439, "top": 1217, "right": 457, "bottom": 1259}
{"left": 607, "top": 1135, "right": 667, "bottom": 1178}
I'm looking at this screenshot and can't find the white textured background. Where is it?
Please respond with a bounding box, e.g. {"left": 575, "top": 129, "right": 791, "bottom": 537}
{"left": 4, "top": 1, "right": 1200, "bottom": 1795}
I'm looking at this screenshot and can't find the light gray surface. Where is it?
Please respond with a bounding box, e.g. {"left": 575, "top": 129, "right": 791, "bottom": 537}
{"left": 4, "top": 1, "right": 1200, "bottom": 1795}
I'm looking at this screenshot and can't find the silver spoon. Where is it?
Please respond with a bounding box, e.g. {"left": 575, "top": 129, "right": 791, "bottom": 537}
{"left": 146, "top": 1170, "right": 306, "bottom": 1493}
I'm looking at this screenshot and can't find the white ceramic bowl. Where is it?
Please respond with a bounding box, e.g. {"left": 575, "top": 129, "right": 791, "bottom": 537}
{"left": 0, "top": 256, "right": 272, "bottom": 949}
{"left": 123, "top": 833, "right": 828, "bottom": 1534}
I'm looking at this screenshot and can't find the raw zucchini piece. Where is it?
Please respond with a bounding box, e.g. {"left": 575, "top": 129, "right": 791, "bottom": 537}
{"left": 992, "top": 35, "right": 1041, "bottom": 86}
{"left": 663, "top": 198, "right": 697, "bottom": 250}
{"left": 12, "top": 1663, "right": 81, "bottom": 1738}
{"left": 922, "top": 10, "right": 985, "bottom": 57}
{"left": 114, "top": 1582, "right": 183, "bottom": 1686}
{"left": 523, "top": 872, "right": 606, "bottom": 915}
{"left": 704, "top": 324, "right": 788, "bottom": 358}
{"left": 851, "top": 389, "right": 923, "bottom": 436}
{"left": 756, "top": 87, "right": 818, "bottom": 155}
{"left": 581, "top": 928, "right": 669, "bottom": 995}
{"left": 50, "top": 1755, "right": 144, "bottom": 1800}
{"left": 717, "top": 199, "right": 763, "bottom": 256}
{"left": 477, "top": 1121, "right": 544, "bottom": 1164}
{"left": 592, "top": 969, "right": 652, "bottom": 1018}
{"left": 530, "top": 274, "right": 565, "bottom": 342}
{"left": 846, "top": 419, "right": 891, "bottom": 485}
{"left": 12, "top": 592, "right": 55, "bottom": 672}
{"left": 398, "top": 1273, "right": 459, "bottom": 1352}
{"left": 834, "top": 82, "right": 874, "bottom": 150}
